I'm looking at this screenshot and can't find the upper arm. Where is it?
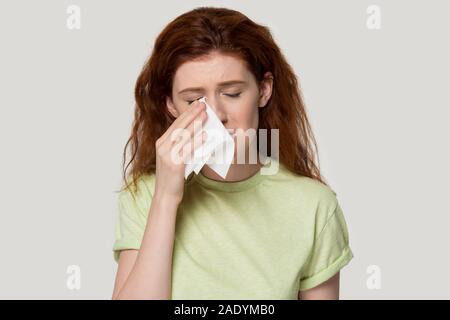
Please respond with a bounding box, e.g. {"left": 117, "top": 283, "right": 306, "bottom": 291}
{"left": 298, "top": 271, "right": 340, "bottom": 300}
{"left": 112, "top": 249, "right": 139, "bottom": 299}
{"left": 298, "top": 196, "right": 354, "bottom": 292}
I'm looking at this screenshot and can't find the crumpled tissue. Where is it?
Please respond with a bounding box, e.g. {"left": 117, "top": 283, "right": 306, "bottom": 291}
{"left": 184, "top": 97, "right": 235, "bottom": 179}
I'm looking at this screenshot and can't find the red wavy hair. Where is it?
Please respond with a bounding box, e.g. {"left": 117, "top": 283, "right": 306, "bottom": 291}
{"left": 121, "top": 7, "right": 327, "bottom": 192}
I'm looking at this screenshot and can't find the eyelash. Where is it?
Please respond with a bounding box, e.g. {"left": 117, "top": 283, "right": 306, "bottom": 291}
{"left": 187, "top": 93, "right": 241, "bottom": 105}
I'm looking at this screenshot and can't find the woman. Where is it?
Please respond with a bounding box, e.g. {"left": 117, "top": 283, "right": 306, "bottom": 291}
{"left": 112, "top": 7, "right": 354, "bottom": 300}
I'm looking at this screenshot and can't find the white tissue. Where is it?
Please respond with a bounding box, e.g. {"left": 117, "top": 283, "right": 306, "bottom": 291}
{"left": 184, "top": 97, "right": 235, "bottom": 179}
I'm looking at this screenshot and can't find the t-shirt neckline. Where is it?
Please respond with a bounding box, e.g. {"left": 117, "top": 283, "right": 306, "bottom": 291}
{"left": 190, "top": 158, "right": 276, "bottom": 192}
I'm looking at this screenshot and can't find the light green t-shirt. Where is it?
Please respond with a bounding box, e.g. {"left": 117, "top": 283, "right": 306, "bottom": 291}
{"left": 112, "top": 159, "right": 354, "bottom": 299}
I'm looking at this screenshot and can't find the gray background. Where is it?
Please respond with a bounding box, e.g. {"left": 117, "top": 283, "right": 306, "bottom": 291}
{"left": 0, "top": 0, "right": 448, "bottom": 299}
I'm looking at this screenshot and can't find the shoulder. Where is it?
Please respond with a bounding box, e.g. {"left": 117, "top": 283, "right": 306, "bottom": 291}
{"left": 273, "top": 162, "right": 338, "bottom": 209}
{"left": 291, "top": 176, "right": 344, "bottom": 239}
{"left": 270, "top": 163, "right": 341, "bottom": 231}
{"left": 117, "top": 173, "right": 156, "bottom": 213}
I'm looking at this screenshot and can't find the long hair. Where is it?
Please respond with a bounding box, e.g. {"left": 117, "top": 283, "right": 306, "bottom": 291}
{"left": 120, "top": 6, "right": 327, "bottom": 192}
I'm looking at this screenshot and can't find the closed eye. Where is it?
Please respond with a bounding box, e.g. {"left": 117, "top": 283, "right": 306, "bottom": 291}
{"left": 186, "top": 93, "right": 241, "bottom": 105}
{"left": 187, "top": 96, "right": 204, "bottom": 105}
{"left": 224, "top": 92, "right": 241, "bottom": 98}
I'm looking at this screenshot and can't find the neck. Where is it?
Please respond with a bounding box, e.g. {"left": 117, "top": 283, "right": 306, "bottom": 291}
{"left": 200, "top": 157, "right": 263, "bottom": 182}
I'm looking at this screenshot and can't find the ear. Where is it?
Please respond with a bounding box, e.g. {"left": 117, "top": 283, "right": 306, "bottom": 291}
{"left": 166, "top": 96, "right": 180, "bottom": 118}
{"left": 258, "top": 72, "right": 274, "bottom": 108}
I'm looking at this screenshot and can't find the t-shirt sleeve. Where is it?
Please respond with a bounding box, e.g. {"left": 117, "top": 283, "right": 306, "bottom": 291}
{"left": 299, "top": 200, "right": 354, "bottom": 291}
{"left": 112, "top": 183, "right": 152, "bottom": 264}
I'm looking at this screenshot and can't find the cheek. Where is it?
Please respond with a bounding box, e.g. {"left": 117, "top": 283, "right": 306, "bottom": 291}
{"left": 227, "top": 102, "right": 259, "bottom": 158}
{"left": 175, "top": 102, "right": 189, "bottom": 115}
{"left": 227, "top": 102, "right": 259, "bottom": 130}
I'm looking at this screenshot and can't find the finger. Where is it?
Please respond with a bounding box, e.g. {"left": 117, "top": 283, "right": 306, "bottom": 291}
{"left": 172, "top": 123, "right": 205, "bottom": 164}
{"left": 172, "top": 101, "right": 207, "bottom": 136}
{"left": 172, "top": 109, "right": 207, "bottom": 147}
{"left": 160, "top": 100, "right": 206, "bottom": 143}
{"left": 181, "top": 130, "right": 208, "bottom": 164}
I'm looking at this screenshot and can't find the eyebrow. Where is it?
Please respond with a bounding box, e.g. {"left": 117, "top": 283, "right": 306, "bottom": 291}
{"left": 178, "top": 80, "right": 247, "bottom": 95}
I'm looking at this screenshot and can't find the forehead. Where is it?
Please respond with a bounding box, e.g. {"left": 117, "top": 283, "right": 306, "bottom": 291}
{"left": 173, "top": 52, "right": 251, "bottom": 89}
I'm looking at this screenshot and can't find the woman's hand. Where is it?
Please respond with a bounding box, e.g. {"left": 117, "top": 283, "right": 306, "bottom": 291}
{"left": 153, "top": 100, "right": 208, "bottom": 204}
